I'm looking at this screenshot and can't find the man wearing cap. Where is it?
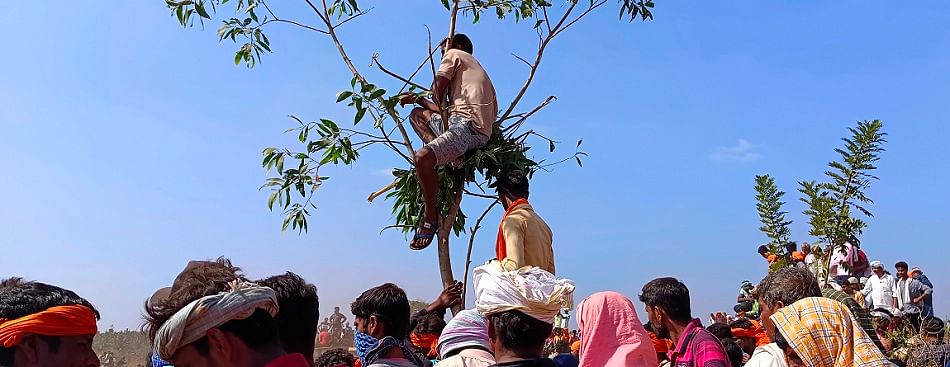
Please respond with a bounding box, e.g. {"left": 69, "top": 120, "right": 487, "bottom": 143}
{"left": 910, "top": 267, "right": 935, "bottom": 319}
{"left": 901, "top": 318, "right": 950, "bottom": 367}
{"left": 860, "top": 260, "right": 896, "bottom": 310}
{"left": 493, "top": 169, "right": 555, "bottom": 274}
{"left": 841, "top": 277, "right": 867, "bottom": 309}
{"left": 473, "top": 261, "right": 575, "bottom": 367}
{"left": 145, "top": 259, "right": 309, "bottom": 367}
{"left": 0, "top": 278, "right": 101, "bottom": 367}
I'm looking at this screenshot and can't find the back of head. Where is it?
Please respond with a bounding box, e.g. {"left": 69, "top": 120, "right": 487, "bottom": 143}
{"left": 921, "top": 317, "right": 946, "bottom": 340}
{"left": 257, "top": 272, "right": 320, "bottom": 359}
{"left": 452, "top": 34, "right": 473, "bottom": 54}
{"left": 315, "top": 348, "right": 356, "bottom": 367}
{"left": 639, "top": 277, "right": 692, "bottom": 323}
{"left": 706, "top": 323, "right": 733, "bottom": 339}
{"left": 351, "top": 283, "right": 410, "bottom": 338}
{"left": 719, "top": 338, "right": 744, "bottom": 367}
{"left": 494, "top": 169, "right": 530, "bottom": 199}
{"left": 488, "top": 309, "right": 553, "bottom": 356}
{"left": 437, "top": 309, "right": 491, "bottom": 359}
{"left": 145, "top": 257, "right": 244, "bottom": 340}
{"left": 0, "top": 278, "right": 101, "bottom": 366}
{"left": 757, "top": 267, "right": 821, "bottom": 308}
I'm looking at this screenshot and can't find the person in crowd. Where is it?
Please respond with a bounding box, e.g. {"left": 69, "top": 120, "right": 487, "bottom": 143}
{"left": 402, "top": 33, "right": 497, "bottom": 250}
{"left": 729, "top": 319, "right": 769, "bottom": 356}
{"left": 257, "top": 272, "right": 320, "bottom": 366}
{"left": 411, "top": 313, "right": 446, "bottom": 361}
{"left": 910, "top": 267, "right": 935, "bottom": 319}
{"left": 771, "top": 297, "right": 890, "bottom": 367}
{"left": 0, "top": 277, "right": 101, "bottom": 367}
{"left": 736, "top": 281, "right": 758, "bottom": 319}
{"left": 900, "top": 318, "right": 950, "bottom": 367}
{"left": 861, "top": 261, "right": 896, "bottom": 310}
{"left": 893, "top": 261, "right": 932, "bottom": 330}
{"left": 434, "top": 309, "right": 495, "bottom": 367}
{"left": 821, "top": 283, "right": 884, "bottom": 352}
{"left": 747, "top": 267, "right": 822, "bottom": 367}
{"left": 315, "top": 348, "right": 357, "bottom": 367}
{"left": 492, "top": 169, "right": 555, "bottom": 274}
{"left": 720, "top": 339, "right": 745, "bottom": 367}
{"left": 569, "top": 340, "right": 580, "bottom": 359}
{"left": 473, "top": 261, "right": 575, "bottom": 367}
{"left": 644, "top": 322, "right": 673, "bottom": 367}
{"left": 829, "top": 241, "right": 871, "bottom": 284}
{"left": 840, "top": 277, "right": 867, "bottom": 309}
{"left": 787, "top": 242, "right": 805, "bottom": 265}
{"left": 576, "top": 291, "right": 657, "bottom": 367}
{"left": 639, "top": 277, "right": 730, "bottom": 367}
{"left": 146, "top": 276, "right": 305, "bottom": 367}
{"left": 319, "top": 326, "right": 332, "bottom": 348}
{"left": 350, "top": 284, "right": 426, "bottom": 367}
{"left": 758, "top": 245, "right": 778, "bottom": 265}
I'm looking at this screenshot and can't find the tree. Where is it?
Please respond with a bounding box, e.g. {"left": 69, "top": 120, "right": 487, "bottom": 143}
{"left": 162, "top": 0, "right": 656, "bottom": 310}
{"left": 753, "top": 174, "right": 792, "bottom": 271}
{"left": 798, "top": 120, "right": 886, "bottom": 280}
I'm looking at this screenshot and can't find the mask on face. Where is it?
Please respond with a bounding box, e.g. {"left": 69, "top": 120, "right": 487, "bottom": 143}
{"left": 355, "top": 330, "right": 379, "bottom": 362}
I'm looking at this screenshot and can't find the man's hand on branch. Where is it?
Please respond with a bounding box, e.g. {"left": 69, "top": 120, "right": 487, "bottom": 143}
{"left": 398, "top": 93, "right": 418, "bottom": 107}
{"left": 427, "top": 281, "right": 463, "bottom": 313}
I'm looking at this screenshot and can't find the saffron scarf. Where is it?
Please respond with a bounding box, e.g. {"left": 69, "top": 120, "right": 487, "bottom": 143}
{"left": 409, "top": 332, "right": 439, "bottom": 358}
{"left": 0, "top": 305, "right": 98, "bottom": 347}
{"left": 495, "top": 198, "right": 529, "bottom": 261}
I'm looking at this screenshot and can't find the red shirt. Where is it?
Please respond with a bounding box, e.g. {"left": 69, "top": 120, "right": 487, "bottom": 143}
{"left": 264, "top": 353, "right": 310, "bottom": 367}
{"left": 668, "top": 319, "right": 731, "bottom": 367}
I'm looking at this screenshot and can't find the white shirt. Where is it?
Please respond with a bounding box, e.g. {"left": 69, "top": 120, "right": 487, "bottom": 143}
{"left": 862, "top": 273, "right": 896, "bottom": 309}
{"left": 745, "top": 344, "right": 789, "bottom": 367}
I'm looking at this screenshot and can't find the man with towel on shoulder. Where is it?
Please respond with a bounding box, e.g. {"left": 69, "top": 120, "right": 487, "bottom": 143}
{"left": 473, "top": 261, "right": 575, "bottom": 367}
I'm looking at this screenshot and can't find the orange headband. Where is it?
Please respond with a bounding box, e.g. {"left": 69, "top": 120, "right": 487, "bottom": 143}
{"left": 0, "top": 305, "right": 98, "bottom": 347}
{"left": 409, "top": 332, "right": 439, "bottom": 358}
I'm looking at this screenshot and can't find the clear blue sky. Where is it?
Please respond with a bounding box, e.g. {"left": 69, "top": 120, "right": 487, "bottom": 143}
{"left": 2, "top": 2, "right": 948, "bottom": 330}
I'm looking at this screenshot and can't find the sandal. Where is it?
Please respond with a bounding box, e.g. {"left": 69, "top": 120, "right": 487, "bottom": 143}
{"left": 409, "top": 221, "right": 439, "bottom": 250}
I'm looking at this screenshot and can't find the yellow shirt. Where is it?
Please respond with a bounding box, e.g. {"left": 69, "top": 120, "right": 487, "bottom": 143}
{"left": 501, "top": 203, "right": 555, "bottom": 274}
{"left": 852, "top": 291, "right": 867, "bottom": 309}
{"left": 436, "top": 49, "right": 498, "bottom": 137}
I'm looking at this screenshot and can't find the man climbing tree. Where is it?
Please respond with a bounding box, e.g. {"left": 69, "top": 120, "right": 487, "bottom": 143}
{"left": 399, "top": 34, "right": 498, "bottom": 250}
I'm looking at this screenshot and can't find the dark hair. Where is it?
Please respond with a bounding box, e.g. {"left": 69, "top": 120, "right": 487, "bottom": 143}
{"left": 734, "top": 302, "right": 753, "bottom": 313}
{"left": 452, "top": 34, "right": 473, "bottom": 54}
{"left": 729, "top": 319, "right": 753, "bottom": 330}
{"left": 186, "top": 308, "right": 282, "bottom": 356}
{"left": 757, "top": 267, "right": 821, "bottom": 308}
{"left": 351, "top": 283, "right": 410, "bottom": 338}
{"left": 757, "top": 245, "right": 769, "bottom": 254}
{"left": 706, "top": 323, "right": 733, "bottom": 339}
{"left": 895, "top": 261, "right": 909, "bottom": 270}
{"left": 639, "top": 277, "right": 692, "bottom": 323}
{"left": 257, "top": 272, "right": 320, "bottom": 358}
{"left": 720, "top": 338, "right": 744, "bottom": 367}
{"left": 0, "top": 278, "right": 101, "bottom": 365}
{"left": 784, "top": 242, "right": 798, "bottom": 253}
{"left": 315, "top": 348, "right": 356, "bottom": 367}
{"left": 489, "top": 310, "right": 552, "bottom": 354}
{"left": 412, "top": 312, "right": 447, "bottom": 335}
{"left": 145, "top": 258, "right": 244, "bottom": 340}
{"left": 922, "top": 317, "right": 946, "bottom": 339}
{"left": 495, "top": 169, "right": 530, "bottom": 199}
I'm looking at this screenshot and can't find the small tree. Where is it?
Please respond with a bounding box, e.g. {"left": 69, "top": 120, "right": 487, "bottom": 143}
{"left": 162, "top": 0, "right": 657, "bottom": 308}
{"left": 753, "top": 174, "right": 792, "bottom": 271}
{"left": 798, "top": 120, "right": 887, "bottom": 280}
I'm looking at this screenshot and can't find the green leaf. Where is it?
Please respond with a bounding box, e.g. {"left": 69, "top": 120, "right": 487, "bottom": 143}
{"left": 441, "top": 0, "right": 450, "bottom": 10}
{"left": 534, "top": 19, "right": 544, "bottom": 29}
{"left": 234, "top": 50, "right": 243, "bottom": 65}
{"left": 576, "top": 139, "right": 583, "bottom": 148}
{"left": 354, "top": 108, "right": 367, "bottom": 124}
{"left": 369, "top": 88, "right": 386, "bottom": 100}
{"left": 351, "top": 76, "right": 358, "bottom": 88}
{"left": 195, "top": 1, "right": 211, "bottom": 18}
{"left": 549, "top": 141, "right": 555, "bottom": 152}
{"left": 336, "top": 91, "right": 353, "bottom": 103}
{"left": 575, "top": 156, "right": 583, "bottom": 167}
{"left": 361, "top": 83, "right": 375, "bottom": 93}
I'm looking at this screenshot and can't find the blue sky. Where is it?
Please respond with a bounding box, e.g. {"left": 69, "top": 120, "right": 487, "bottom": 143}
{"left": 2, "top": 1, "right": 949, "bottom": 329}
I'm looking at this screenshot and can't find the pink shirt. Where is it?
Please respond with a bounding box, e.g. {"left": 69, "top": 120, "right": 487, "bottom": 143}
{"left": 668, "top": 319, "right": 731, "bottom": 367}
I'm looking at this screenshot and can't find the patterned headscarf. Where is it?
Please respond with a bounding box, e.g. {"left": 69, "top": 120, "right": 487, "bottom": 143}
{"left": 771, "top": 297, "right": 890, "bottom": 367}
{"left": 153, "top": 280, "right": 278, "bottom": 360}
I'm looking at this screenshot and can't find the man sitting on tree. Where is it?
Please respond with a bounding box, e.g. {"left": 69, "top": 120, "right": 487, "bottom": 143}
{"left": 400, "top": 33, "right": 498, "bottom": 250}
{"left": 492, "top": 169, "right": 555, "bottom": 274}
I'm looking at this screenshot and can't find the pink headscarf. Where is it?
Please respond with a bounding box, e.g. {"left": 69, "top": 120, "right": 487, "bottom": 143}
{"left": 577, "top": 291, "right": 658, "bottom": 367}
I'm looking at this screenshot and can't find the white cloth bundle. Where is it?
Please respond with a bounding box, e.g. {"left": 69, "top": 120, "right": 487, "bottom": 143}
{"left": 154, "top": 280, "right": 279, "bottom": 359}
{"left": 473, "top": 261, "right": 575, "bottom": 324}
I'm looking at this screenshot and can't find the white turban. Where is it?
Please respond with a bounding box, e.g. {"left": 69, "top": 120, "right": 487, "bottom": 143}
{"left": 154, "top": 280, "right": 279, "bottom": 359}
{"left": 473, "top": 261, "right": 575, "bottom": 324}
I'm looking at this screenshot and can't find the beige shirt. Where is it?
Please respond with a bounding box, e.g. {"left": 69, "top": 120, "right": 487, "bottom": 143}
{"left": 434, "top": 348, "right": 495, "bottom": 367}
{"left": 436, "top": 49, "right": 498, "bottom": 137}
{"left": 501, "top": 203, "right": 555, "bottom": 274}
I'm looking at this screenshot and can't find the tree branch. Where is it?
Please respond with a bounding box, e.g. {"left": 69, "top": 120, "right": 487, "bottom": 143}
{"left": 367, "top": 179, "right": 398, "bottom": 202}
{"left": 461, "top": 199, "right": 499, "bottom": 306}
{"left": 260, "top": 18, "right": 329, "bottom": 34}
{"left": 464, "top": 189, "right": 498, "bottom": 200}
{"left": 372, "top": 54, "right": 430, "bottom": 92}
{"left": 503, "top": 95, "right": 557, "bottom": 134}
{"left": 553, "top": 0, "right": 608, "bottom": 38}
{"left": 332, "top": 9, "right": 371, "bottom": 30}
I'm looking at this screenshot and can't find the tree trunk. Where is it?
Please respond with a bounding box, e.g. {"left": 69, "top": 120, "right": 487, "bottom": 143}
{"left": 437, "top": 174, "right": 465, "bottom": 315}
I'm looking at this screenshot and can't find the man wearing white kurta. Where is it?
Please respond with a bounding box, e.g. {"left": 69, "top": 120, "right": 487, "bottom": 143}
{"left": 861, "top": 261, "right": 896, "bottom": 310}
